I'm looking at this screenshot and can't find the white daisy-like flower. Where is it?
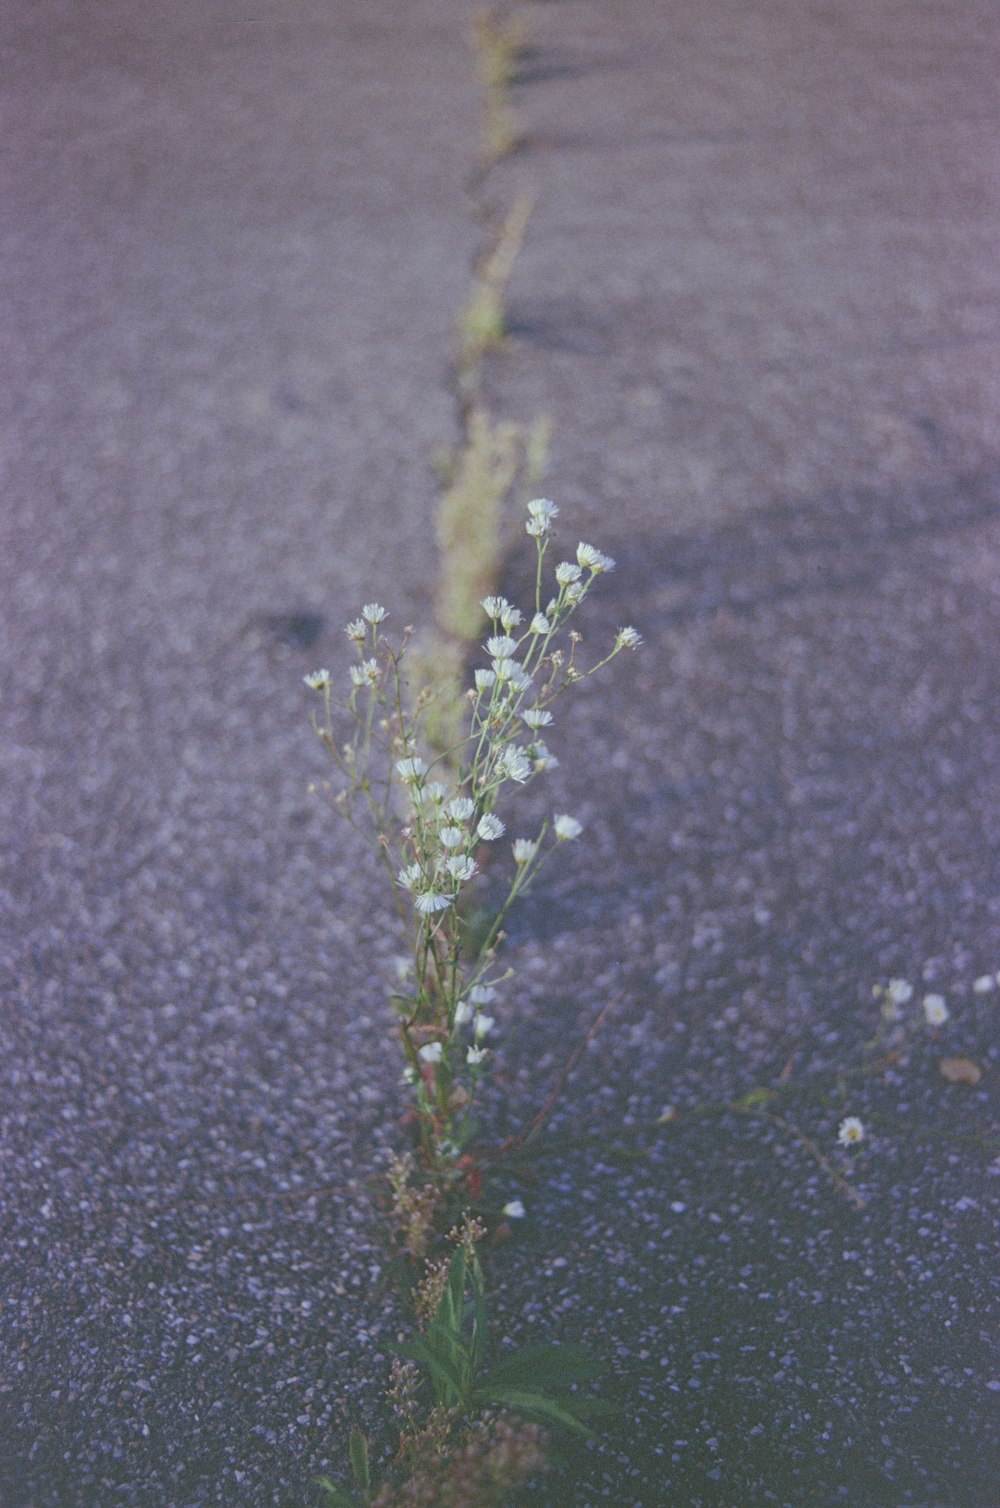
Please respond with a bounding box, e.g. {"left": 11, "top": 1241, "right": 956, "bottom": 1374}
{"left": 554, "top": 814, "right": 583, "bottom": 841}
{"left": 470, "top": 985, "right": 496, "bottom": 1006}
{"left": 487, "top": 635, "right": 519, "bottom": 659}
{"left": 498, "top": 746, "right": 532, "bottom": 783}
{"left": 481, "top": 595, "right": 511, "bottom": 620}
{"left": 427, "top": 782, "right": 448, "bottom": 803}
{"left": 564, "top": 581, "right": 585, "bottom": 605}
{"left": 577, "top": 542, "right": 615, "bottom": 573}
{"left": 396, "top": 756, "right": 428, "bottom": 784}
{"left": 475, "top": 668, "right": 497, "bottom": 692}
{"left": 887, "top": 978, "right": 914, "bottom": 1005}
{"left": 491, "top": 656, "right": 518, "bottom": 682}
{"left": 445, "top": 796, "right": 475, "bottom": 821}
{"left": 530, "top": 613, "right": 551, "bottom": 635}
{"left": 397, "top": 863, "right": 424, "bottom": 890}
{"left": 454, "top": 1000, "right": 474, "bottom": 1026}
{"left": 345, "top": 619, "right": 366, "bottom": 642}
{"left": 512, "top": 838, "right": 538, "bottom": 864}
{"left": 446, "top": 856, "right": 477, "bottom": 882}
{"left": 528, "top": 740, "right": 558, "bottom": 771}
{"left": 555, "top": 561, "right": 582, "bottom": 585}
{"left": 502, "top": 1199, "right": 526, "bottom": 1219}
{"left": 923, "top": 993, "right": 949, "bottom": 1026}
{"left": 528, "top": 497, "right": 558, "bottom": 524}
{"left": 526, "top": 516, "right": 548, "bottom": 537}
{"left": 350, "top": 658, "right": 380, "bottom": 687}
{"left": 361, "top": 603, "right": 387, "bottom": 624}
{"left": 439, "top": 825, "right": 464, "bottom": 849}
{"left": 415, "top": 892, "right": 452, "bottom": 915}
{"left": 418, "top": 1042, "right": 443, "bottom": 1063}
{"left": 477, "top": 814, "right": 504, "bottom": 841}
{"left": 474, "top": 1014, "right": 495, "bottom": 1038}
{"left": 615, "top": 626, "right": 642, "bottom": 650}
{"left": 972, "top": 974, "right": 996, "bottom": 994}
{"left": 466, "top": 1045, "right": 488, "bottom": 1065}
{"left": 522, "top": 707, "right": 553, "bottom": 729}
{"left": 499, "top": 606, "right": 523, "bottom": 631}
{"left": 837, "top": 1116, "right": 865, "bottom": 1147}
{"left": 303, "top": 669, "right": 331, "bottom": 691}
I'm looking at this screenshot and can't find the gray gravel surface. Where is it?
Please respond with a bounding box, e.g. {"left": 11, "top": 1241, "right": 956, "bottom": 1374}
{"left": 3, "top": 0, "right": 999, "bottom": 1504}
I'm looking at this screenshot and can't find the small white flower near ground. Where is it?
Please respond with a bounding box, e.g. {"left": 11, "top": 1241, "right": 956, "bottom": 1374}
{"left": 615, "top": 626, "right": 642, "bottom": 650}
{"left": 530, "top": 612, "right": 551, "bottom": 634}
{"left": 576, "top": 542, "right": 615, "bottom": 573}
{"left": 887, "top": 978, "right": 914, "bottom": 1005}
{"left": 498, "top": 746, "right": 532, "bottom": 783}
{"left": 475, "top": 669, "right": 497, "bottom": 691}
{"left": 527, "top": 497, "right": 558, "bottom": 524}
{"left": 396, "top": 756, "right": 428, "bottom": 784}
{"left": 474, "top": 1015, "right": 495, "bottom": 1038}
{"left": 350, "top": 658, "right": 379, "bottom": 687}
{"left": 345, "top": 619, "right": 366, "bottom": 642}
{"left": 439, "top": 825, "right": 464, "bottom": 849}
{"left": 470, "top": 985, "right": 496, "bottom": 1006}
{"left": 418, "top": 1042, "right": 442, "bottom": 1064}
{"left": 361, "top": 603, "right": 387, "bottom": 624}
{"left": 397, "top": 863, "right": 423, "bottom": 890}
{"left": 555, "top": 561, "right": 582, "bottom": 585}
{"left": 838, "top": 1116, "right": 865, "bottom": 1147}
{"left": 500, "top": 606, "right": 523, "bottom": 631}
{"left": 973, "top": 974, "right": 996, "bottom": 994}
{"left": 454, "top": 1000, "right": 473, "bottom": 1026}
{"left": 415, "top": 892, "right": 452, "bottom": 915}
{"left": 486, "top": 635, "right": 519, "bottom": 659}
{"left": 512, "top": 838, "right": 538, "bottom": 864}
{"left": 502, "top": 1199, "right": 526, "bottom": 1219}
{"left": 466, "top": 1046, "right": 488, "bottom": 1065}
{"left": 445, "top": 797, "right": 475, "bottom": 821}
{"left": 477, "top": 814, "right": 504, "bottom": 841}
{"left": 554, "top": 814, "right": 583, "bottom": 841}
{"left": 522, "top": 708, "right": 553, "bottom": 728}
{"left": 923, "top": 994, "right": 949, "bottom": 1026}
{"left": 303, "top": 669, "right": 331, "bottom": 691}
{"left": 481, "top": 595, "right": 511, "bottom": 620}
{"left": 445, "top": 856, "right": 477, "bottom": 882}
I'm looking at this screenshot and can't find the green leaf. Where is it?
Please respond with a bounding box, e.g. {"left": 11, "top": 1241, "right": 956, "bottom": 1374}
{"left": 395, "top": 1336, "right": 467, "bottom": 1409}
{"left": 467, "top": 1256, "right": 489, "bottom": 1378}
{"left": 733, "top": 1086, "right": 777, "bottom": 1109}
{"left": 348, "top": 1430, "right": 370, "bottom": 1494}
{"left": 315, "top": 1475, "right": 360, "bottom": 1508}
{"left": 475, "top": 1384, "right": 594, "bottom": 1435}
{"left": 479, "top": 1342, "right": 604, "bottom": 1391}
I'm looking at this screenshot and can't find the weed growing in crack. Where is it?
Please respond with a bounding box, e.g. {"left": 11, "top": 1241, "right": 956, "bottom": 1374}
{"left": 471, "top": 7, "right": 528, "bottom": 165}
{"left": 307, "top": 498, "right": 637, "bottom": 1503}
{"left": 433, "top": 406, "right": 548, "bottom": 643}
{"left": 306, "top": 497, "right": 636, "bottom": 1185}
{"left": 457, "top": 192, "right": 536, "bottom": 380}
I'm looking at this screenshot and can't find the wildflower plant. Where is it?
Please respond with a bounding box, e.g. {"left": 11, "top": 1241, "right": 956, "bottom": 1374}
{"left": 306, "top": 498, "right": 639, "bottom": 1191}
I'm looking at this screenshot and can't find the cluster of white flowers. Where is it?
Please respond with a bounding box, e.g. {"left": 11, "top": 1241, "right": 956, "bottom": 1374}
{"left": 304, "top": 496, "right": 641, "bottom": 1153}
{"left": 873, "top": 975, "right": 953, "bottom": 1028}
{"left": 922, "top": 993, "right": 949, "bottom": 1027}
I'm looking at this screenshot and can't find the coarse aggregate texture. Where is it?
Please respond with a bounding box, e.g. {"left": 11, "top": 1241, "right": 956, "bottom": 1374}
{"left": 3, "top": 0, "right": 999, "bottom": 1505}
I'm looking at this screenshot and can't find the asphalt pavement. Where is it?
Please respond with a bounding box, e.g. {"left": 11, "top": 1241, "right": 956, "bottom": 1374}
{"left": 3, "top": 0, "right": 999, "bottom": 1503}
